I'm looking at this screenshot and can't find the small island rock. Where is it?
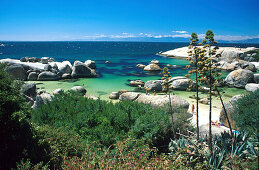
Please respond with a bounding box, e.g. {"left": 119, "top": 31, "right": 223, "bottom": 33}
{"left": 225, "top": 69, "right": 254, "bottom": 88}
{"left": 71, "top": 86, "right": 87, "bottom": 95}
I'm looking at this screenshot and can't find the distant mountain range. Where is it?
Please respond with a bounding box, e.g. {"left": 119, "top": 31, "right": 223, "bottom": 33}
{"left": 74, "top": 37, "right": 259, "bottom": 44}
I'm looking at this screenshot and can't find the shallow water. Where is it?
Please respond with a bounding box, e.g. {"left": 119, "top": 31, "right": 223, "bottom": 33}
{"left": 2, "top": 41, "right": 252, "bottom": 111}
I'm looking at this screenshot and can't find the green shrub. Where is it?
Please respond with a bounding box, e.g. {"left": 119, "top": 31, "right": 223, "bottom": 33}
{"left": 232, "top": 90, "right": 259, "bottom": 136}
{"left": 32, "top": 92, "right": 192, "bottom": 151}
{"left": 245, "top": 50, "right": 259, "bottom": 61}
{"left": 0, "top": 64, "right": 48, "bottom": 169}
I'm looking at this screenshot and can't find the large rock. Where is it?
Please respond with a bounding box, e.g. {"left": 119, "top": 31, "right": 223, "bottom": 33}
{"left": 109, "top": 92, "right": 120, "bottom": 99}
{"left": 58, "top": 62, "right": 72, "bottom": 75}
{"left": 150, "top": 59, "right": 159, "bottom": 64}
{"left": 119, "top": 92, "right": 140, "bottom": 101}
{"left": 27, "top": 72, "right": 38, "bottom": 80}
{"left": 237, "top": 60, "right": 256, "bottom": 72}
{"left": 40, "top": 92, "right": 52, "bottom": 104}
{"left": 136, "top": 94, "right": 189, "bottom": 109}
{"left": 254, "top": 73, "right": 259, "bottom": 84}
{"left": 71, "top": 86, "right": 87, "bottom": 95}
{"left": 85, "top": 60, "right": 96, "bottom": 69}
{"left": 245, "top": 83, "right": 259, "bottom": 92}
{"left": 53, "top": 88, "right": 63, "bottom": 95}
{"left": 225, "top": 69, "right": 254, "bottom": 88}
{"left": 219, "top": 95, "right": 243, "bottom": 128}
{"left": 144, "top": 80, "right": 162, "bottom": 91}
{"left": 61, "top": 73, "right": 71, "bottom": 79}
{"left": 32, "top": 95, "right": 44, "bottom": 109}
{"left": 38, "top": 71, "right": 59, "bottom": 81}
{"left": 41, "top": 57, "right": 49, "bottom": 64}
{"left": 5, "top": 64, "right": 27, "bottom": 80}
{"left": 136, "top": 64, "right": 146, "bottom": 68}
{"left": 217, "top": 61, "right": 229, "bottom": 70}
{"left": 21, "top": 83, "right": 37, "bottom": 100}
{"left": 44, "top": 64, "right": 52, "bottom": 71}
{"left": 169, "top": 78, "right": 194, "bottom": 90}
{"left": 220, "top": 49, "right": 242, "bottom": 63}
{"left": 71, "top": 63, "right": 97, "bottom": 78}
{"left": 129, "top": 80, "right": 145, "bottom": 87}
{"left": 143, "top": 64, "right": 161, "bottom": 71}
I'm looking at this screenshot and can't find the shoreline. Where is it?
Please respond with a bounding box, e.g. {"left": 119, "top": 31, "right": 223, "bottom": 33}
{"left": 28, "top": 79, "right": 247, "bottom": 128}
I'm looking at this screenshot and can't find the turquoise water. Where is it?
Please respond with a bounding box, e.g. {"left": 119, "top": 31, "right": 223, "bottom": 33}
{"left": 0, "top": 41, "right": 256, "bottom": 100}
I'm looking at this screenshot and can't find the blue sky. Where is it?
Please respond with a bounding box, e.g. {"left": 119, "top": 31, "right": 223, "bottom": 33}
{"left": 0, "top": 0, "right": 259, "bottom": 41}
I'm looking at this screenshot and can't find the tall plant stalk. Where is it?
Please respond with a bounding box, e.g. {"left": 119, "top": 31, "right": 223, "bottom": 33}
{"left": 186, "top": 33, "right": 200, "bottom": 140}
{"left": 216, "top": 87, "right": 233, "bottom": 137}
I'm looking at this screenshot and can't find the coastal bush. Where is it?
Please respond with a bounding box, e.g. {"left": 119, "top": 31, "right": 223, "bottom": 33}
{"left": 232, "top": 89, "right": 259, "bottom": 136}
{"left": 246, "top": 50, "right": 259, "bottom": 61}
{"left": 32, "top": 92, "right": 191, "bottom": 151}
{"left": 169, "top": 132, "right": 258, "bottom": 169}
{"left": 0, "top": 64, "right": 48, "bottom": 169}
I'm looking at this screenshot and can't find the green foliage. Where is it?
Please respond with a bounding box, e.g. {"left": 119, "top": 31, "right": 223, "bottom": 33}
{"left": 0, "top": 63, "right": 47, "bottom": 169}
{"left": 232, "top": 90, "right": 259, "bottom": 136}
{"left": 245, "top": 50, "right": 259, "bottom": 61}
{"left": 169, "top": 132, "right": 258, "bottom": 169}
{"left": 32, "top": 92, "right": 175, "bottom": 149}
{"left": 161, "top": 67, "right": 171, "bottom": 93}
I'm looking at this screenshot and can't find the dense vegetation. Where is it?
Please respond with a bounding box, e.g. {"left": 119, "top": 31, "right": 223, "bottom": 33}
{"left": 232, "top": 89, "right": 259, "bottom": 136}
{"left": 246, "top": 50, "right": 259, "bottom": 61}
{"left": 0, "top": 64, "right": 48, "bottom": 169}
{"left": 1, "top": 61, "right": 258, "bottom": 169}
{"left": 32, "top": 92, "right": 192, "bottom": 151}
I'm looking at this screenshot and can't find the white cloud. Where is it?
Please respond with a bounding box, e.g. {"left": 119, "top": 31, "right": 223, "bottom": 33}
{"left": 82, "top": 33, "right": 259, "bottom": 41}
{"left": 172, "top": 30, "right": 188, "bottom": 34}
{"left": 214, "top": 35, "right": 259, "bottom": 41}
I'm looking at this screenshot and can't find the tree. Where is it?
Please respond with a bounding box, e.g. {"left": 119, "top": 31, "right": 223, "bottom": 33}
{"left": 201, "top": 30, "right": 228, "bottom": 150}
{"left": 161, "top": 67, "right": 174, "bottom": 133}
{"left": 185, "top": 33, "right": 204, "bottom": 140}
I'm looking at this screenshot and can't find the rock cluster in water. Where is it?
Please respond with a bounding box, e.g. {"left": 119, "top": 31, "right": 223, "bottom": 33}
{"left": 21, "top": 83, "right": 88, "bottom": 109}
{"left": 0, "top": 57, "right": 97, "bottom": 81}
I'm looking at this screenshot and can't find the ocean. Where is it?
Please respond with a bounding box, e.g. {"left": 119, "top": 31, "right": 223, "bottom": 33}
{"left": 0, "top": 41, "right": 257, "bottom": 100}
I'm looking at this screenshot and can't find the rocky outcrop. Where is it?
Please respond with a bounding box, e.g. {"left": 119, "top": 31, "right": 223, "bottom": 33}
{"left": 53, "top": 88, "right": 63, "bottom": 95}
{"left": 32, "top": 95, "right": 44, "bottom": 109}
{"left": 219, "top": 95, "right": 243, "bottom": 129}
{"left": 119, "top": 92, "right": 140, "bottom": 101}
{"left": 119, "top": 92, "right": 189, "bottom": 109}
{"left": 136, "top": 64, "right": 146, "bottom": 68}
{"left": 28, "top": 72, "right": 38, "bottom": 80}
{"left": 40, "top": 92, "right": 52, "bottom": 104}
{"left": 5, "top": 64, "right": 27, "bottom": 80}
{"left": 41, "top": 57, "right": 49, "bottom": 64}
{"left": 169, "top": 78, "right": 194, "bottom": 90}
{"left": 71, "top": 86, "right": 87, "bottom": 95}
{"left": 21, "top": 83, "right": 37, "bottom": 100}
{"left": 61, "top": 73, "right": 71, "bottom": 79}
{"left": 59, "top": 63, "right": 72, "bottom": 75}
{"left": 219, "top": 50, "right": 243, "bottom": 63}
{"left": 226, "top": 60, "right": 256, "bottom": 72}
{"left": 150, "top": 59, "right": 159, "bottom": 64}
{"left": 225, "top": 69, "right": 254, "bottom": 88}
{"left": 85, "top": 60, "right": 96, "bottom": 69}
{"left": 38, "top": 71, "right": 59, "bottom": 81}
{"left": 129, "top": 80, "right": 145, "bottom": 87}
{"left": 0, "top": 58, "right": 98, "bottom": 81}
{"left": 245, "top": 83, "right": 259, "bottom": 92}
{"left": 109, "top": 92, "right": 120, "bottom": 99}
{"left": 144, "top": 80, "right": 162, "bottom": 91}
{"left": 71, "top": 62, "right": 97, "bottom": 78}
{"left": 136, "top": 94, "right": 189, "bottom": 109}
{"left": 254, "top": 73, "right": 259, "bottom": 84}
{"left": 143, "top": 64, "right": 161, "bottom": 71}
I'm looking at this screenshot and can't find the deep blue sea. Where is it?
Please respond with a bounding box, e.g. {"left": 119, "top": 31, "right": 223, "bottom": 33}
{"left": 0, "top": 41, "right": 258, "bottom": 99}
